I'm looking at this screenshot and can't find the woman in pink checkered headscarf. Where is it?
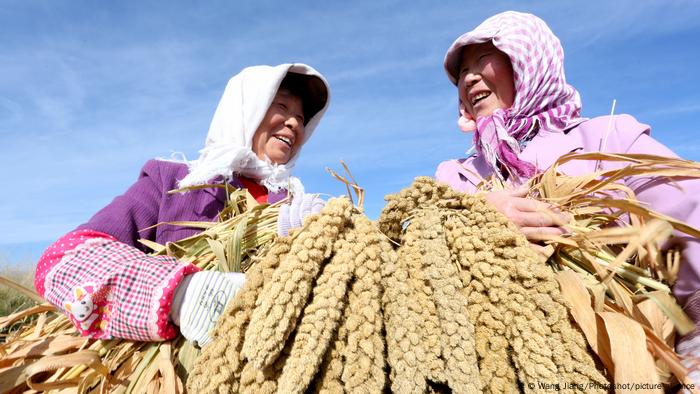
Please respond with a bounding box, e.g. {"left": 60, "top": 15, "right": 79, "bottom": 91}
{"left": 443, "top": 10, "right": 583, "bottom": 182}
{"left": 437, "top": 11, "right": 589, "bottom": 243}
{"left": 436, "top": 11, "right": 700, "bottom": 386}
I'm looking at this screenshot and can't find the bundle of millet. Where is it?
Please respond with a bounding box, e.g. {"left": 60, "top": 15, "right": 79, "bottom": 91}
{"left": 188, "top": 177, "right": 609, "bottom": 393}
{"left": 378, "top": 177, "right": 608, "bottom": 393}
{"left": 187, "top": 197, "right": 389, "bottom": 393}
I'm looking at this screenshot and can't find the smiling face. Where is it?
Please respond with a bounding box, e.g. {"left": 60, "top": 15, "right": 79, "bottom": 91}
{"left": 251, "top": 88, "right": 305, "bottom": 165}
{"left": 457, "top": 41, "right": 515, "bottom": 120}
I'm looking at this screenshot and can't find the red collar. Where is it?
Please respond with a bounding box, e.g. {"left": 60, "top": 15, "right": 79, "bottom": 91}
{"left": 238, "top": 177, "right": 268, "bottom": 203}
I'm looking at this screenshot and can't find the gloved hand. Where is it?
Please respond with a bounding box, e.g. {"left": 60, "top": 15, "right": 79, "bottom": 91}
{"left": 277, "top": 193, "right": 325, "bottom": 236}
{"left": 170, "top": 271, "right": 245, "bottom": 347}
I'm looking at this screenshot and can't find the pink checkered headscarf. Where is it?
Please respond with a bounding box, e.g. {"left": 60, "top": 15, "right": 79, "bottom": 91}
{"left": 444, "top": 11, "right": 584, "bottom": 182}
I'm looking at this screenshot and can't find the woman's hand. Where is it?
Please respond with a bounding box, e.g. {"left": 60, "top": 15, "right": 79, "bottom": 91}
{"left": 277, "top": 193, "right": 325, "bottom": 236}
{"left": 170, "top": 271, "right": 246, "bottom": 347}
{"left": 485, "top": 187, "right": 569, "bottom": 242}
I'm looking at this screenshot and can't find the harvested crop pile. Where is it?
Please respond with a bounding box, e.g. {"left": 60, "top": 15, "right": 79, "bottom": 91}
{"left": 188, "top": 178, "right": 609, "bottom": 393}
{"left": 3, "top": 153, "right": 698, "bottom": 393}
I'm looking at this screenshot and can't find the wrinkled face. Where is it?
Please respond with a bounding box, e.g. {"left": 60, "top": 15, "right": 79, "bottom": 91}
{"left": 251, "top": 89, "right": 305, "bottom": 165}
{"left": 458, "top": 41, "right": 515, "bottom": 119}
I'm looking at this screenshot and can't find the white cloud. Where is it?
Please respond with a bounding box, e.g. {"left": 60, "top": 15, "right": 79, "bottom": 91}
{"left": 642, "top": 103, "right": 700, "bottom": 117}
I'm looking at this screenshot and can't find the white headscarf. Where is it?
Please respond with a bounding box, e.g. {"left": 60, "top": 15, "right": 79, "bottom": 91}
{"left": 175, "top": 63, "right": 330, "bottom": 193}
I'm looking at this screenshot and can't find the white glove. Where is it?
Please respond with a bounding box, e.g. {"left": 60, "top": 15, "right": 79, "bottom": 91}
{"left": 170, "top": 271, "right": 245, "bottom": 347}
{"left": 278, "top": 193, "right": 325, "bottom": 236}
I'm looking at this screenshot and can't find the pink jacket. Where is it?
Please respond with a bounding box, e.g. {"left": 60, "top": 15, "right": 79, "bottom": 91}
{"left": 436, "top": 114, "right": 700, "bottom": 305}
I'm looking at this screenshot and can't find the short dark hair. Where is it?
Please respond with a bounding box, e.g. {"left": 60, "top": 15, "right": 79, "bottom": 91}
{"left": 279, "top": 73, "right": 327, "bottom": 125}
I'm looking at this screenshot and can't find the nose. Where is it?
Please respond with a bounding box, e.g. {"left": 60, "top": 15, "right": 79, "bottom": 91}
{"left": 463, "top": 71, "right": 480, "bottom": 87}
{"left": 284, "top": 116, "right": 299, "bottom": 131}
{"left": 284, "top": 116, "right": 304, "bottom": 137}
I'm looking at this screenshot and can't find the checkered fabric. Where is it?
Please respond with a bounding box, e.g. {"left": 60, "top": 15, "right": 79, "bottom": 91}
{"left": 35, "top": 229, "right": 115, "bottom": 298}
{"left": 41, "top": 231, "right": 199, "bottom": 341}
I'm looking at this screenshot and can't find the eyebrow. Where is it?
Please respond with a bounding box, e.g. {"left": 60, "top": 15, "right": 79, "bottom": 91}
{"left": 275, "top": 95, "right": 305, "bottom": 121}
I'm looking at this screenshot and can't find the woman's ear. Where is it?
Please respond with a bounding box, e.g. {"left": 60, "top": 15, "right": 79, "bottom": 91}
{"left": 458, "top": 102, "right": 476, "bottom": 132}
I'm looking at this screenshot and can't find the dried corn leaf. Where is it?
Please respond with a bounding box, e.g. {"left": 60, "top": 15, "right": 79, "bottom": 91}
{"left": 0, "top": 304, "right": 56, "bottom": 330}
{"left": 633, "top": 299, "right": 667, "bottom": 341}
{"left": 126, "top": 344, "right": 160, "bottom": 394}
{"left": 206, "top": 239, "right": 228, "bottom": 272}
{"left": 635, "top": 292, "right": 694, "bottom": 335}
{"left": 643, "top": 325, "right": 699, "bottom": 393}
{"left": 227, "top": 219, "right": 247, "bottom": 273}
{"left": 25, "top": 349, "right": 109, "bottom": 391}
{"left": 598, "top": 312, "right": 661, "bottom": 392}
{"left": 602, "top": 220, "right": 673, "bottom": 286}
{"left": 555, "top": 270, "right": 614, "bottom": 372}
{"left": 157, "top": 343, "right": 180, "bottom": 394}
{"left": 1, "top": 335, "right": 87, "bottom": 363}
{"left": 601, "top": 198, "right": 698, "bottom": 238}
{"left": 0, "top": 363, "right": 28, "bottom": 392}
{"left": 138, "top": 239, "right": 166, "bottom": 254}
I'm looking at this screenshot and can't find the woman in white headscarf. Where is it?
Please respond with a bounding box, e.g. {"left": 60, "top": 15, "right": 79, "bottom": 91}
{"left": 34, "top": 64, "right": 330, "bottom": 346}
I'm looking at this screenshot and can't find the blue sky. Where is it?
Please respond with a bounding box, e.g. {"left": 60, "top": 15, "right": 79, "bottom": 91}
{"left": 2, "top": 1, "right": 700, "bottom": 267}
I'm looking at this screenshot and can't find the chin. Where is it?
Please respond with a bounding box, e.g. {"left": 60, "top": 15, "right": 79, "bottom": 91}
{"left": 269, "top": 155, "right": 290, "bottom": 165}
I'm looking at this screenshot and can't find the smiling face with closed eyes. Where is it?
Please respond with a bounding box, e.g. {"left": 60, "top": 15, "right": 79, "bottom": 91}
{"left": 457, "top": 41, "right": 516, "bottom": 120}
{"left": 251, "top": 88, "right": 305, "bottom": 165}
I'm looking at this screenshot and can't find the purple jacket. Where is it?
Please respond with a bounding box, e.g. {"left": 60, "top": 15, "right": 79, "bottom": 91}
{"left": 436, "top": 114, "right": 700, "bottom": 304}
{"left": 77, "top": 159, "right": 288, "bottom": 250}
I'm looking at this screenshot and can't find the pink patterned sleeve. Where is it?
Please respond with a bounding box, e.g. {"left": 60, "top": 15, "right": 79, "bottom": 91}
{"left": 36, "top": 229, "right": 199, "bottom": 341}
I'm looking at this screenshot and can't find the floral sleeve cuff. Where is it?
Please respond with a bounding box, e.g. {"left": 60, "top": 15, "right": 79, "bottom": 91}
{"left": 151, "top": 262, "right": 201, "bottom": 340}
